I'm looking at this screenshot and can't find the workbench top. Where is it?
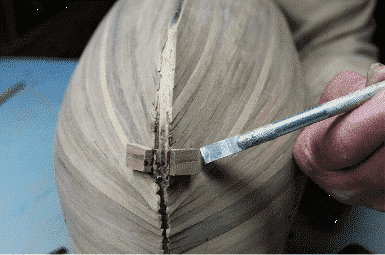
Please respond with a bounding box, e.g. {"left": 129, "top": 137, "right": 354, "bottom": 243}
{"left": 0, "top": 56, "right": 77, "bottom": 253}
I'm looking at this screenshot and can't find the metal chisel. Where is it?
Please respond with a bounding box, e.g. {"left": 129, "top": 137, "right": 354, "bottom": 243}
{"left": 128, "top": 80, "right": 385, "bottom": 176}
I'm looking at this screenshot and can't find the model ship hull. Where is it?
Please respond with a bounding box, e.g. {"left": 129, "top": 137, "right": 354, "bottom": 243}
{"left": 54, "top": 0, "right": 308, "bottom": 253}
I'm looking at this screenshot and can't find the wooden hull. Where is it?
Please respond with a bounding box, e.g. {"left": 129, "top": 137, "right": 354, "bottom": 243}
{"left": 54, "top": 0, "right": 308, "bottom": 253}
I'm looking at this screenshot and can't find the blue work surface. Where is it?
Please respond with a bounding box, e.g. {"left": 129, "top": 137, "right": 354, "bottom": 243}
{"left": 0, "top": 56, "right": 384, "bottom": 254}
{"left": 0, "top": 57, "right": 77, "bottom": 253}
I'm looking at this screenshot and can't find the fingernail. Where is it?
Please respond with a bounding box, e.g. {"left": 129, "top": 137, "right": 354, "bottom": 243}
{"left": 370, "top": 62, "right": 383, "bottom": 70}
{"left": 367, "top": 63, "right": 385, "bottom": 87}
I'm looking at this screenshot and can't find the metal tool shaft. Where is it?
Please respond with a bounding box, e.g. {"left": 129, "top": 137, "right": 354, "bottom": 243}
{"left": 200, "top": 80, "right": 385, "bottom": 164}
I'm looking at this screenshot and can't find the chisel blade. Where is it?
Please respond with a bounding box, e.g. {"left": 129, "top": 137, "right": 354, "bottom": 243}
{"left": 199, "top": 136, "right": 243, "bottom": 164}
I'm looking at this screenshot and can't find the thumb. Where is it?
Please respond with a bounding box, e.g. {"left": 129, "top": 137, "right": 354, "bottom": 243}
{"left": 293, "top": 71, "right": 367, "bottom": 174}
{"left": 366, "top": 62, "right": 385, "bottom": 87}
{"left": 317, "top": 71, "right": 367, "bottom": 105}
{"left": 293, "top": 66, "right": 385, "bottom": 174}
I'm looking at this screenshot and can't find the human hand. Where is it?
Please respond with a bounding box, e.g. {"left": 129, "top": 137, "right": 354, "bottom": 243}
{"left": 293, "top": 63, "right": 385, "bottom": 212}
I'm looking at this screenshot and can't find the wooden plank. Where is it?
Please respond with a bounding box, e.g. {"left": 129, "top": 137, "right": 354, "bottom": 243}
{"left": 55, "top": 143, "right": 163, "bottom": 253}
{"left": 126, "top": 143, "right": 153, "bottom": 173}
{"left": 166, "top": 172, "right": 206, "bottom": 215}
{"left": 168, "top": 149, "right": 202, "bottom": 175}
{"left": 183, "top": 191, "right": 288, "bottom": 254}
{"left": 168, "top": 148, "right": 293, "bottom": 237}
{"left": 154, "top": 17, "right": 178, "bottom": 181}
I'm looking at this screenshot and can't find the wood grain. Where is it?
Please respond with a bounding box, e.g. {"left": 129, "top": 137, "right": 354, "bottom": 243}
{"left": 166, "top": 1, "right": 308, "bottom": 253}
{"left": 54, "top": 0, "right": 180, "bottom": 252}
{"left": 126, "top": 143, "right": 153, "bottom": 173}
{"left": 168, "top": 149, "right": 201, "bottom": 176}
{"left": 54, "top": 0, "right": 309, "bottom": 253}
{"left": 155, "top": 20, "right": 178, "bottom": 178}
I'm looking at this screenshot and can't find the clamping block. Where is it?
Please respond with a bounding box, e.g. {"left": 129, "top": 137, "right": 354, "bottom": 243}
{"left": 168, "top": 149, "right": 202, "bottom": 175}
{"left": 126, "top": 143, "right": 202, "bottom": 175}
{"left": 126, "top": 143, "right": 153, "bottom": 173}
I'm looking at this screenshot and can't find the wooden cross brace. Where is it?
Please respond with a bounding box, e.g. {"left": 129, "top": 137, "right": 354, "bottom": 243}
{"left": 126, "top": 143, "right": 202, "bottom": 176}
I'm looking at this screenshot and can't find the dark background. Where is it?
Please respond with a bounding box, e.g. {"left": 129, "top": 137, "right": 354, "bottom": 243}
{"left": 0, "top": 0, "right": 384, "bottom": 61}
{"left": 0, "top": 1, "right": 381, "bottom": 254}
{"left": 0, "top": 1, "right": 117, "bottom": 58}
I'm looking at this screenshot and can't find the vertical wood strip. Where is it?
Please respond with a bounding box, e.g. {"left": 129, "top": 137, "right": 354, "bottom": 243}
{"left": 156, "top": 22, "right": 178, "bottom": 177}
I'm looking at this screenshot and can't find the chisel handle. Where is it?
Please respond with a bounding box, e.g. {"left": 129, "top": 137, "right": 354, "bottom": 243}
{"left": 237, "top": 80, "right": 385, "bottom": 150}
